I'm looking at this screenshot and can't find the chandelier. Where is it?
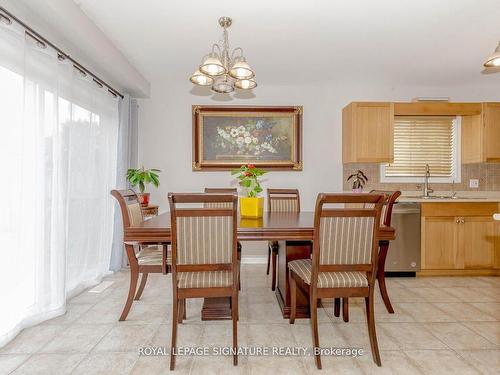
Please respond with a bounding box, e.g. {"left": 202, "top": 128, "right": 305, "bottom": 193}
{"left": 190, "top": 17, "right": 256, "bottom": 93}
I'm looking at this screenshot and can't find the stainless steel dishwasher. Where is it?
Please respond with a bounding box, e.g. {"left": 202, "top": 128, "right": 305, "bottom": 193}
{"left": 385, "top": 202, "right": 421, "bottom": 274}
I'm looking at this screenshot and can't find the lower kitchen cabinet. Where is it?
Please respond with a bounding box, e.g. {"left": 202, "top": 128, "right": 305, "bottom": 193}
{"left": 420, "top": 203, "right": 500, "bottom": 275}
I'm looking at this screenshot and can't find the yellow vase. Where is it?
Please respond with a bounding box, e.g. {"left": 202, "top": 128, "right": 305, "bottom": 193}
{"left": 239, "top": 197, "right": 264, "bottom": 219}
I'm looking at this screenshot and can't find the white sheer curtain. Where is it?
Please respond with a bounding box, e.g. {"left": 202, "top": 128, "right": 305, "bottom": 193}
{"left": 0, "top": 20, "right": 119, "bottom": 346}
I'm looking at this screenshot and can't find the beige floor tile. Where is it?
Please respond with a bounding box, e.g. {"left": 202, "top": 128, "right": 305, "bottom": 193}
{"left": 301, "top": 353, "right": 365, "bottom": 374}
{"left": 410, "top": 288, "right": 461, "bottom": 303}
{"left": 10, "top": 353, "right": 85, "bottom": 375}
{"left": 290, "top": 321, "right": 348, "bottom": 347}
{"left": 335, "top": 323, "right": 399, "bottom": 351}
{"left": 42, "top": 303, "right": 94, "bottom": 325}
{"left": 69, "top": 288, "right": 114, "bottom": 305}
{"left": 471, "top": 302, "right": 500, "bottom": 320}
{"left": 403, "top": 350, "right": 479, "bottom": 374}
{"left": 356, "top": 350, "right": 423, "bottom": 374}
{"left": 123, "top": 303, "right": 170, "bottom": 324}
{"left": 431, "top": 302, "right": 496, "bottom": 322}
{"left": 393, "top": 278, "right": 436, "bottom": 289}
{"left": 396, "top": 303, "right": 454, "bottom": 322}
{"left": 39, "top": 324, "right": 114, "bottom": 353}
{"left": 379, "top": 323, "right": 447, "bottom": 350}
{"left": 77, "top": 300, "right": 125, "bottom": 324}
{"left": 247, "top": 355, "right": 308, "bottom": 375}
{"left": 424, "top": 322, "right": 497, "bottom": 350}
{"left": 380, "top": 287, "right": 425, "bottom": 303}
{"left": 246, "top": 323, "right": 297, "bottom": 349}
{"left": 150, "top": 323, "right": 204, "bottom": 348}
{"left": 71, "top": 353, "right": 138, "bottom": 375}
{"left": 0, "top": 325, "right": 66, "bottom": 354}
{"left": 191, "top": 355, "right": 248, "bottom": 375}
{"left": 240, "top": 302, "right": 285, "bottom": 323}
{"left": 476, "top": 277, "right": 500, "bottom": 288}
{"left": 130, "top": 355, "right": 191, "bottom": 374}
{"left": 463, "top": 322, "right": 500, "bottom": 345}
{"left": 0, "top": 354, "right": 29, "bottom": 375}
{"left": 200, "top": 322, "right": 250, "bottom": 348}
{"left": 425, "top": 277, "right": 492, "bottom": 288}
{"left": 457, "top": 349, "right": 500, "bottom": 374}
{"left": 445, "top": 287, "right": 497, "bottom": 303}
{"left": 93, "top": 324, "right": 159, "bottom": 352}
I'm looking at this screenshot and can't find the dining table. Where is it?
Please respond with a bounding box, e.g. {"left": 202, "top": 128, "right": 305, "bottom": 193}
{"left": 124, "top": 211, "right": 395, "bottom": 320}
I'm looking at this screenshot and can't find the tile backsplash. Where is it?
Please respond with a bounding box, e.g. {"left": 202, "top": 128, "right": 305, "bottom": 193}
{"left": 343, "top": 163, "right": 500, "bottom": 192}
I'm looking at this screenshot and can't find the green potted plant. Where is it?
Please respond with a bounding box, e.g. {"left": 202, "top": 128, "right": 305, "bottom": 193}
{"left": 126, "top": 167, "right": 161, "bottom": 206}
{"left": 231, "top": 164, "right": 266, "bottom": 218}
{"left": 347, "top": 170, "right": 368, "bottom": 193}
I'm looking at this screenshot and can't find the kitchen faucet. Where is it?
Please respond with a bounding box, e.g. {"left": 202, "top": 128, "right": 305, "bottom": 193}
{"left": 423, "top": 164, "right": 434, "bottom": 198}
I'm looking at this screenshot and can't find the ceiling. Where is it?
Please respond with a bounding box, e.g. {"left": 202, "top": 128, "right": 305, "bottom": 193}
{"left": 74, "top": 0, "right": 500, "bottom": 87}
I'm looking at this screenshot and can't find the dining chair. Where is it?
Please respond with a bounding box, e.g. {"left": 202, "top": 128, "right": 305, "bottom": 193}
{"left": 335, "top": 190, "right": 401, "bottom": 321}
{"left": 110, "top": 189, "right": 171, "bottom": 321}
{"left": 168, "top": 192, "right": 239, "bottom": 370}
{"left": 204, "top": 188, "right": 241, "bottom": 289}
{"left": 288, "top": 193, "right": 385, "bottom": 369}
{"left": 267, "top": 189, "right": 303, "bottom": 291}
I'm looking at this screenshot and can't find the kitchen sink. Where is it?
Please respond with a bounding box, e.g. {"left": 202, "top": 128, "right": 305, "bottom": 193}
{"left": 402, "top": 195, "right": 486, "bottom": 200}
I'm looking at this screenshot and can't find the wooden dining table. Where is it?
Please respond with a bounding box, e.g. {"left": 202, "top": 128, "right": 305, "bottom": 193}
{"left": 124, "top": 211, "right": 395, "bottom": 320}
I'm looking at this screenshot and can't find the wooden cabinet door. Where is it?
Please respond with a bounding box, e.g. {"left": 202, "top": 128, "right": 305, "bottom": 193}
{"left": 422, "top": 217, "right": 459, "bottom": 269}
{"left": 354, "top": 102, "right": 394, "bottom": 162}
{"left": 461, "top": 216, "right": 496, "bottom": 269}
{"left": 483, "top": 103, "right": 500, "bottom": 161}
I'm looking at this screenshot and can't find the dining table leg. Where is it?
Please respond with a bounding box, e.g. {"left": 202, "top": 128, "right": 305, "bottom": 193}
{"left": 275, "top": 240, "right": 312, "bottom": 319}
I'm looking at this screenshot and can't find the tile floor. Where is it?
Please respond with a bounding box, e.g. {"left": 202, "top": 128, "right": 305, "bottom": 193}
{"left": 0, "top": 265, "right": 499, "bottom": 374}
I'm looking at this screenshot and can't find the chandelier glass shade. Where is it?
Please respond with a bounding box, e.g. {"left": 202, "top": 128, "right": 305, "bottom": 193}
{"left": 190, "top": 17, "right": 256, "bottom": 93}
{"left": 484, "top": 42, "right": 500, "bottom": 67}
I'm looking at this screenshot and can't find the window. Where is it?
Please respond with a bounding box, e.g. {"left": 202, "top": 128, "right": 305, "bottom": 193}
{"left": 380, "top": 116, "right": 461, "bottom": 183}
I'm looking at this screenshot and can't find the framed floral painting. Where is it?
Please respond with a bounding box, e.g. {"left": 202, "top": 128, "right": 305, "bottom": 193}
{"left": 192, "top": 105, "right": 303, "bottom": 171}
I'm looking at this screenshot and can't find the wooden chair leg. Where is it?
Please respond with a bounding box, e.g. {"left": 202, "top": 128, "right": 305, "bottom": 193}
{"left": 342, "top": 297, "right": 349, "bottom": 322}
{"left": 365, "top": 293, "right": 382, "bottom": 366}
{"left": 170, "top": 297, "right": 179, "bottom": 371}
{"left": 266, "top": 244, "right": 271, "bottom": 275}
{"left": 134, "top": 272, "right": 148, "bottom": 301}
{"left": 310, "top": 295, "right": 322, "bottom": 369}
{"left": 289, "top": 272, "right": 297, "bottom": 324}
{"left": 119, "top": 248, "right": 138, "bottom": 321}
{"left": 334, "top": 298, "right": 340, "bottom": 317}
{"left": 178, "top": 299, "right": 185, "bottom": 323}
{"left": 271, "top": 243, "right": 278, "bottom": 291}
{"left": 183, "top": 299, "right": 187, "bottom": 320}
{"left": 378, "top": 242, "right": 394, "bottom": 313}
{"left": 232, "top": 291, "right": 238, "bottom": 366}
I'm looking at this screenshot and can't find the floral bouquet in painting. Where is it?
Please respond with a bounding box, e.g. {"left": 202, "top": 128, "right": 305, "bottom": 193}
{"left": 215, "top": 119, "right": 288, "bottom": 158}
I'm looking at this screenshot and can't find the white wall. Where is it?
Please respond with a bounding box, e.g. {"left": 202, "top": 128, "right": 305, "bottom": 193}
{"left": 138, "top": 78, "right": 500, "bottom": 259}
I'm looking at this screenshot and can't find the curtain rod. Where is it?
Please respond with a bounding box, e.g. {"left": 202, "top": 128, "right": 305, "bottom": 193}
{"left": 0, "top": 6, "right": 124, "bottom": 99}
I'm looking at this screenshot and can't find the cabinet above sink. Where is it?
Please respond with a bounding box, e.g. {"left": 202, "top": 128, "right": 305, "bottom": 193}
{"left": 342, "top": 101, "right": 500, "bottom": 164}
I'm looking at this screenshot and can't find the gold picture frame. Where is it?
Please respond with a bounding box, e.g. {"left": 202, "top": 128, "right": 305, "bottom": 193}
{"left": 192, "top": 105, "right": 303, "bottom": 171}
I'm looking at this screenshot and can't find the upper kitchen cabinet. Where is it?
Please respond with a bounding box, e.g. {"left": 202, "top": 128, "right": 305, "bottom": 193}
{"left": 462, "top": 103, "right": 500, "bottom": 163}
{"left": 342, "top": 102, "right": 394, "bottom": 163}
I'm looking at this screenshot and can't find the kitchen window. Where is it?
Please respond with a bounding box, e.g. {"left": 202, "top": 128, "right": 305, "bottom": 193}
{"left": 380, "top": 115, "right": 461, "bottom": 183}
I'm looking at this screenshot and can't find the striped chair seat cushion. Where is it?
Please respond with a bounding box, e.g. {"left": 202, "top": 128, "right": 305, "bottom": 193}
{"left": 137, "top": 245, "right": 171, "bottom": 266}
{"left": 288, "top": 259, "right": 368, "bottom": 288}
{"left": 177, "top": 271, "right": 233, "bottom": 289}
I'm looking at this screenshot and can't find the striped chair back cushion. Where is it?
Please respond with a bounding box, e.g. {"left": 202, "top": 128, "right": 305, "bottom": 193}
{"left": 269, "top": 198, "right": 299, "bottom": 212}
{"left": 175, "top": 215, "right": 233, "bottom": 265}
{"left": 203, "top": 202, "right": 233, "bottom": 209}
{"left": 127, "top": 202, "right": 143, "bottom": 226}
{"left": 364, "top": 203, "right": 387, "bottom": 225}
{"left": 319, "top": 216, "right": 375, "bottom": 265}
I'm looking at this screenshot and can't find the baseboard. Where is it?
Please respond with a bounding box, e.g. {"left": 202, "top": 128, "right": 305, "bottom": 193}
{"left": 385, "top": 271, "right": 416, "bottom": 278}
{"left": 241, "top": 256, "right": 267, "bottom": 264}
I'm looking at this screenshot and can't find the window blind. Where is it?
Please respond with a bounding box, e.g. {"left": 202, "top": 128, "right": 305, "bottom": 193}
{"left": 385, "top": 116, "right": 456, "bottom": 177}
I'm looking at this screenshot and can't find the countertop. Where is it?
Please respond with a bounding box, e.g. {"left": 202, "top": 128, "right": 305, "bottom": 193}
{"left": 397, "top": 191, "right": 500, "bottom": 203}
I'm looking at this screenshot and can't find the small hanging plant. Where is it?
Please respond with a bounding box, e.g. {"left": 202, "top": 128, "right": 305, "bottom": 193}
{"left": 347, "top": 170, "right": 368, "bottom": 191}
{"left": 231, "top": 164, "right": 266, "bottom": 197}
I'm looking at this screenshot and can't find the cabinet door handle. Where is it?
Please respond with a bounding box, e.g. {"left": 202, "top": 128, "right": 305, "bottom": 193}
{"left": 460, "top": 219, "right": 465, "bottom": 224}
{"left": 456, "top": 219, "right": 460, "bottom": 223}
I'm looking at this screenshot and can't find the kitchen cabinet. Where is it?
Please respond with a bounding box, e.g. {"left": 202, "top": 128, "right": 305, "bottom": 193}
{"left": 462, "top": 103, "right": 500, "bottom": 163}
{"left": 342, "top": 102, "right": 394, "bottom": 163}
{"left": 420, "top": 203, "right": 500, "bottom": 275}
